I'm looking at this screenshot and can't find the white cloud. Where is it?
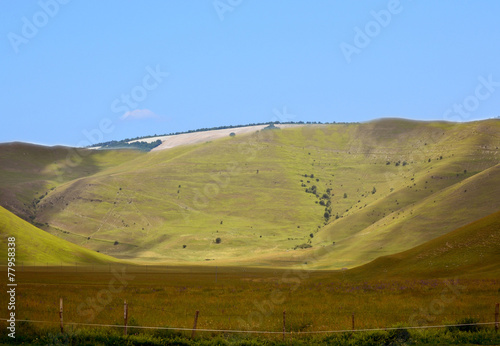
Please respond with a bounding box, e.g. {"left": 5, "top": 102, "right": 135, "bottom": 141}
{"left": 121, "top": 109, "right": 159, "bottom": 120}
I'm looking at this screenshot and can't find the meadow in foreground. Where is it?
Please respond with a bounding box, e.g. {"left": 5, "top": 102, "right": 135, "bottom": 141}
{"left": 1, "top": 265, "right": 498, "bottom": 344}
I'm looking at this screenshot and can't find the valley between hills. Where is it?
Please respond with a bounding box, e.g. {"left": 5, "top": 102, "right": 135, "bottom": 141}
{"left": 0, "top": 118, "right": 499, "bottom": 274}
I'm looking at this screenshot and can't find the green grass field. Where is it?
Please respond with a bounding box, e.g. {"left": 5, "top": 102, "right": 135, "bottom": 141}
{"left": 0, "top": 265, "right": 498, "bottom": 345}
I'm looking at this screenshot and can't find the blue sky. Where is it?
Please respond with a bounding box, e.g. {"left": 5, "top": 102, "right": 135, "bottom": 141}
{"left": 1, "top": 0, "right": 500, "bottom": 146}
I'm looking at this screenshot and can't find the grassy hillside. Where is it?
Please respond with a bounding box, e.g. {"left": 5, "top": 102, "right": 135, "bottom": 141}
{"left": 0, "top": 142, "right": 143, "bottom": 221}
{"left": 0, "top": 206, "right": 118, "bottom": 264}
{"left": 1, "top": 119, "right": 498, "bottom": 268}
{"left": 346, "top": 209, "right": 500, "bottom": 279}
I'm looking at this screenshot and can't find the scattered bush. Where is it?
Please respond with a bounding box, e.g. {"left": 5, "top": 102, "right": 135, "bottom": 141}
{"left": 294, "top": 243, "right": 312, "bottom": 250}
{"left": 263, "top": 123, "right": 279, "bottom": 130}
{"left": 214, "top": 237, "right": 222, "bottom": 244}
{"left": 305, "top": 185, "right": 317, "bottom": 194}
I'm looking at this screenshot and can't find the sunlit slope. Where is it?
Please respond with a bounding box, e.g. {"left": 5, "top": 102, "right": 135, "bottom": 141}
{"left": 0, "top": 206, "right": 118, "bottom": 264}
{"left": 35, "top": 129, "right": 328, "bottom": 261}
{"left": 11, "top": 119, "right": 500, "bottom": 267}
{"left": 346, "top": 210, "right": 500, "bottom": 279}
{"left": 0, "top": 142, "right": 143, "bottom": 221}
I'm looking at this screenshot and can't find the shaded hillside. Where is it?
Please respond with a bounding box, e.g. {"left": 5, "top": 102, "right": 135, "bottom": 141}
{"left": 0, "top": 142, "right": 143, "bottom": 220}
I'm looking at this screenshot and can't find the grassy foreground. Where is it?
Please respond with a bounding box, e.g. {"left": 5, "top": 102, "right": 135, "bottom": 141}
{"left": 1, "top": 266, "right": 499, "bottom": 344}
{"left": 2, "top": 326, "right": 499, "bottom": 345}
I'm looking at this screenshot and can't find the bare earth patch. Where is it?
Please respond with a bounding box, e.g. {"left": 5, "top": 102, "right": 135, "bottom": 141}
{"left": 129, "top": 124, "right": 306, "bottom": 151}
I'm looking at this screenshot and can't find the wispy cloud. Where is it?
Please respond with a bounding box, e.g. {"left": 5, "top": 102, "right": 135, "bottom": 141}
{"left": 120, "top": 109, "right": 159, "bottom": 121}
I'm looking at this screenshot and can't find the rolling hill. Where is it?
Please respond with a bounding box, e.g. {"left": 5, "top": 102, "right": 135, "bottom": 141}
{"left": 0, "top": 119, "right": 498, "bottom": 268}
{"left": 0, "top": 205, "right": 118, "bottom": 265}
{"left": 346, "top": 209, "right": 500, "bottom": 279}
{"left": 0, "top": 142, "right": 143, "bottom": 221}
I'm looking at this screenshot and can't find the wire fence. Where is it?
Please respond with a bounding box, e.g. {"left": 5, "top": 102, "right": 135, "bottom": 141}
{"left": 1, "top": 317, "right": 498, "bottom": 335}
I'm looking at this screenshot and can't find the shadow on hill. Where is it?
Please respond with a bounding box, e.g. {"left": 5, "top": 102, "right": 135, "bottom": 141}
{"left": 0, "top": 142, "right": 141, "bottom": 221}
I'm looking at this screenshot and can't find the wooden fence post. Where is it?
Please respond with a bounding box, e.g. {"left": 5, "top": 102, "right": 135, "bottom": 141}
{"left": 59, "top": 298, "right": 63, "bottom": 334}
{"left": 283, "top": 310, "right": 286, "bottom": 341}
{"left": 191, "top": 310, "right": 199, "bottom": 338}
{"left": 352, "top": 313, "right": 355, "bottom": 331}
{"left": 124, "top": 300, "right": 128, "bottom": 336}
{"left": 495, "top": 303, "right": 499, "bottom": 333}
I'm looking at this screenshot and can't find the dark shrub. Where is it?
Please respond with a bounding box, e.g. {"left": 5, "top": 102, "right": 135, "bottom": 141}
{"left": 446, "top": 317, "right": 481, "bottom": 333}
{"left": 387, "top": 326, "right": 411, "bottom": 343}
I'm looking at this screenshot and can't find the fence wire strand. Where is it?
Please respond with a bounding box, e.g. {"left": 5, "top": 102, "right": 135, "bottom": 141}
{"left": 1, "top": 318, "right": 497, "bottom": 335}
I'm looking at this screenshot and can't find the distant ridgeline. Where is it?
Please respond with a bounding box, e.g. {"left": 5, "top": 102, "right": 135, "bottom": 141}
{"left": 88, "top": 121, "right": 342, "bottom": 152}
{"left": 96, "top": 140, "right": 162, "bottom": 152}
